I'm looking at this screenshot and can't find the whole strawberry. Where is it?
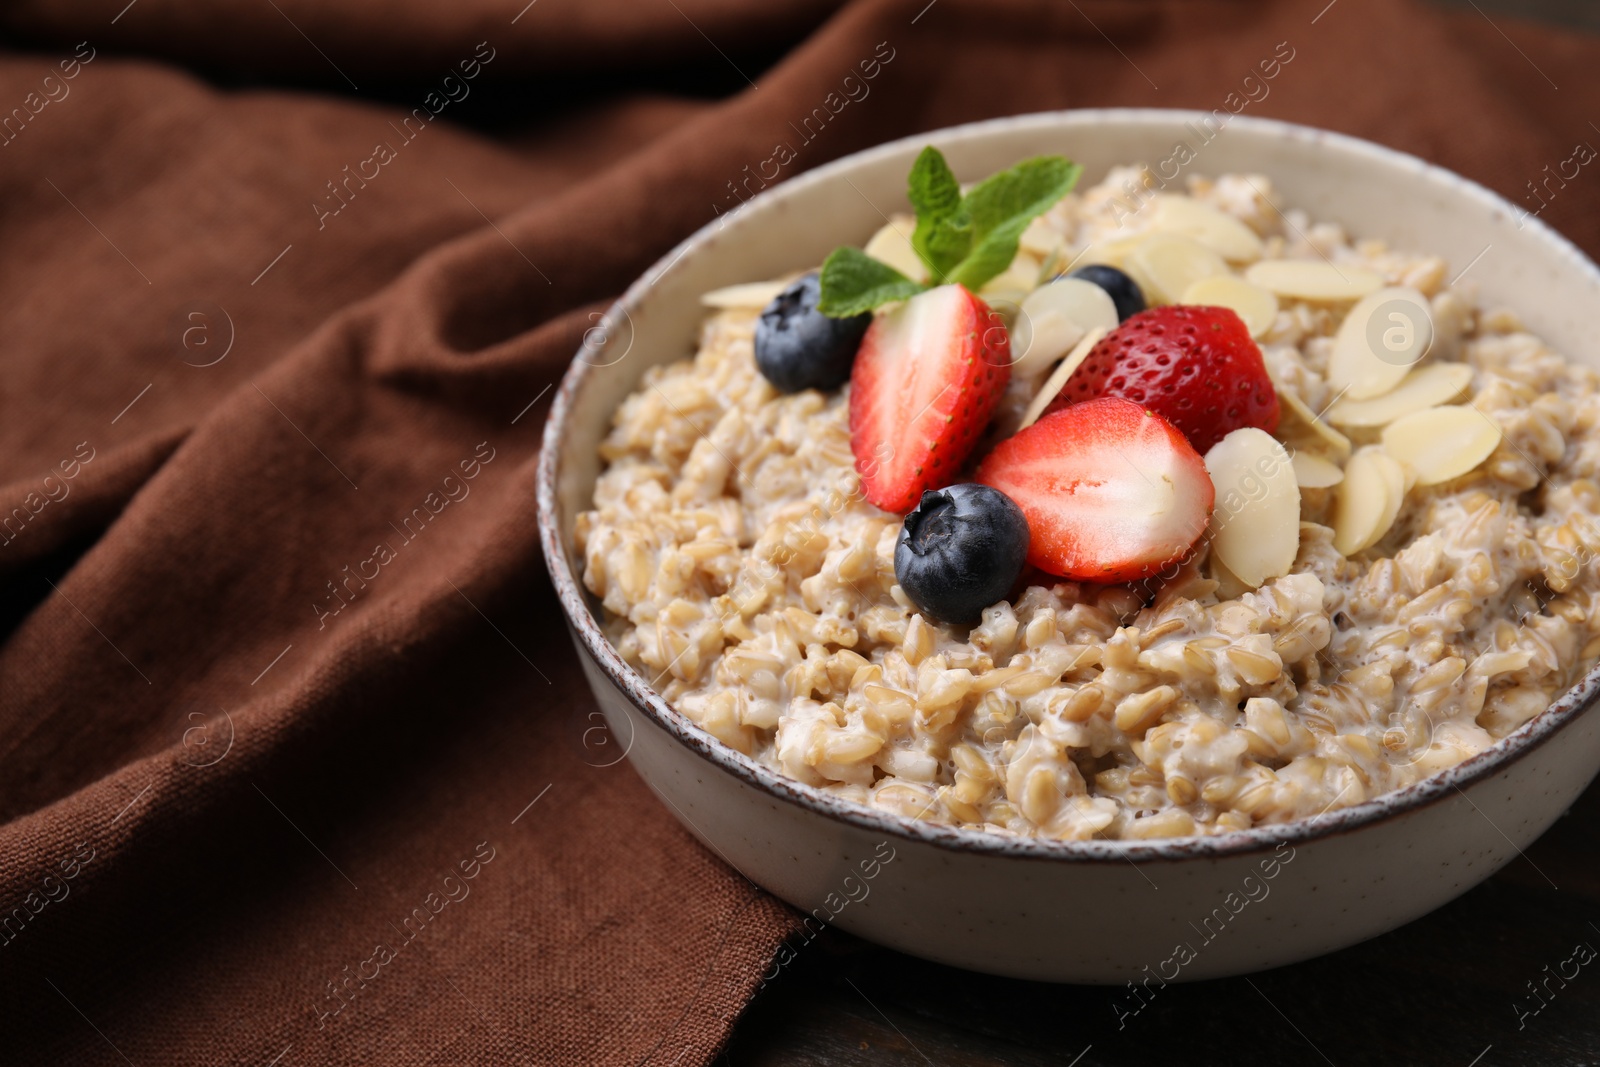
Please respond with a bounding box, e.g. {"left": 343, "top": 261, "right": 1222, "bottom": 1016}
{"left": 1042, "top": 305, "right": 1278, "bottom": 453}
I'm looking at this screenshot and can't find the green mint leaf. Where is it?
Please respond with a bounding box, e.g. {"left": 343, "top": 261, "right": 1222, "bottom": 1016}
{"left": 907, "top": 147, "right": 969, "bottom": 280}
{"left": 962, "top": 156, "right": 1082, "bottom": 245}
{"left": 817, "top": 246, "right": 927, "bottom": 317}
{"left": 916, "top": 215, "right": 972, "bottom": 283}
{"left": 907, "top": 146, "right": 962, "bottom": 222}
{"left": 812, "top": 150, "right": 1080, "bottom": 317}
{"left": 948, "top": 156, "right": 1082, "bottom": 292}
{"left": 947, "top": 218, "right": 1037, "bottom": 291}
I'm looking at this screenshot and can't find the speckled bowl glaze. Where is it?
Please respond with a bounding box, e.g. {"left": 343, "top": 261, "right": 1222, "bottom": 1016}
{"left": 538, "top": 110, "right": 1600, "bottom": 983}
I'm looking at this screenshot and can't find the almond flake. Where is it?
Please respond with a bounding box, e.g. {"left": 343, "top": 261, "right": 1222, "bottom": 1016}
{"left": 1276, "top": 388, "right": 1352, "bottom": 457}
{"left": 1244, "top": 260, "right": 1384, "bottom": 302}
{"left": 1208, "top": 551, "right": 1251, "bottom": 601}
{"left": 980, "top": 253, "right": 1045, "bottom": 318}
{"left": 1205, "top": 428, "right": 1301, "bottom": 588}
{"left": 1011, "top": 278, "right": 1119, "bottom": 375}
{"left": 1126, "top": 233, "right": 1229, "bottom": 304}
{"left": 1369, "top": 449, "right": 1408, "bottom": 543}
{"left": 1018, "top": 327, "right": 1107, "bottom": 430}
{"left": 1290, "top": 451, "right": 1344, "bottom": 488}
{"left": 864, "top": 214, "right": 927, "bottom": 283}
{"left": 1333, "top": 448, "right": 1397, "bottom": 555}
{"left": 1380, "top": 405, "right": 1502, "bottom": 485}
{"left": 1148, "top": 196, "right": 1265, "bottom": 262}
{"left": 1179, "top": 275, "right": 1279, "bottom": 338}
{"left": 1327, "top": 286, "right": 1434, "bottom": 400}
{"left": 700, "top": 281, "right": 787, "bottom": 309}
{"left": 1325, "top": 362, "right": 1473, "bottom": 427}
{"left": 1077, "top": 233, "right": 1147, "bottom": 270}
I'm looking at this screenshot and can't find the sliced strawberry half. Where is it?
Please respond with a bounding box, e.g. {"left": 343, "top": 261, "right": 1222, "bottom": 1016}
{"left": 850, "top": 284, "right": 1010, "bottom": 513}
{"left": 977, "top": 397, "right": 1214, "bottom": 582}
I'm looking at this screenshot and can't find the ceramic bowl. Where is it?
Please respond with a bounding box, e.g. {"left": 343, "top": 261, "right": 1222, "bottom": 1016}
{"left": 537, "top": 110, "right": 1600, "bottom": 982}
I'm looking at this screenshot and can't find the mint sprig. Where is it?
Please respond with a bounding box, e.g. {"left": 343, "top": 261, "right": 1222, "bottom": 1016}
{"left": 816, "top": 146, "right": 1081, "bottom": 318}
{"left": 908, "top": 147, "right": 969, "bottom": 281}
{"left": 816, "top": 247, "right": 927, "bottom": 318}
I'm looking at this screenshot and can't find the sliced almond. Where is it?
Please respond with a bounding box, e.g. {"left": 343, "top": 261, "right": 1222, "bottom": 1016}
{"left": 1209, "top": 551, "right": 1252, "bottom": 601}
{"left": 1126, "top": 233, "right": 1229, "bottom": 305}
{"left": 980, "top": 253, "right": 1044, "bottom": 318}
{"left": 700, "top": 280, "right": 788, "bottom": 309}
{"left": 1290, "top": 450, "right": 1344, "bottom": 488}
{"left": 1369, "top": 449, "right": 1408, "bottom": 543}
{"left": 1380, "top": 405, "right": 1502, "bottom": 485}
{"left": 1076, "top": 233, "right": 1148, "bottom": 270}
{"left": 1011, "top": 278, "right": 1119, "bottom": 375}
{"left": 1333, "top": 448, "right": 1397, "bottom": 555}
{"left": 1276, "top": 388, "right": 1352, "bottom": 458}
{"left": 1244, "top": 260, "right": 1384, "bottom": 303}
{"left": 1018, "top": 327, "right": 1107, "bottom": 430}
{"left": 1148, "top": 196, "right": 1265, "bottom": 263}
{"left": 1395, "top": 454, "right": 1418, "bottom": 494}
{"left": 1325, "top": 362, "right": 1474, "bottom": 427}
{"left": 864, "top": 214, "right": 927, "bottom": 283}
{"left": 1179, "top": 275, "right": 1279, "bottom": 338}
{"left": 1327, "top": 286, "right": 1434, "bottom": 401}
{"left": 1205, "top": 428, "right": 1301, "bottom": 588}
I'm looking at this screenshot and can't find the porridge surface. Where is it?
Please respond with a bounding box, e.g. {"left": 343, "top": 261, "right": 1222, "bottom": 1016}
{"left": 575, "top": 169, "right": 1600, "bottom": 840}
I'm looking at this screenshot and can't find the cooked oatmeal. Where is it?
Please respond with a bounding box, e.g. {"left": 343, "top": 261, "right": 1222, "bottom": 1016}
{"left": 576, "top": 167, "right": 1600, "bottom": 840}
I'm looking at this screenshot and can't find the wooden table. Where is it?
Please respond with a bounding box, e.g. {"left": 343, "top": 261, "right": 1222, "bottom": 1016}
{"left": 728, "top": 777, "right": 1600, "bottom": 1064}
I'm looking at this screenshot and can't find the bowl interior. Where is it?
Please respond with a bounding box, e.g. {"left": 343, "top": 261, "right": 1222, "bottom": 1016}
{"left": 555, "top": 110, "right": 1600, "bottom": 535}
{"left": 542, "top": 108, "right": 1600, "bottom": 857}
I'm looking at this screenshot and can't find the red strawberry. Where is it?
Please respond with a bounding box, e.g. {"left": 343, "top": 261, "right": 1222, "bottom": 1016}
{"left": 850, "top": 284, "right": 1010, "bottom": 513}
{"left": 1042, "top": 305, "right": 1278, "bottom": 454}
{"left": 977, "top": 397, "right": 1214, "bottom": 582}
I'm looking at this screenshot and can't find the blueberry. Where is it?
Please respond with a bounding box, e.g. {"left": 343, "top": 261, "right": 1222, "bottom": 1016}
{"left": 1068, "top": 263, "right": 1146, "bottom": 322}
{"left": 894, "top": 484, "right": 1030, "bottom": 626}
{"left": 754, "top": 273, "right": 871, "bottom": 393}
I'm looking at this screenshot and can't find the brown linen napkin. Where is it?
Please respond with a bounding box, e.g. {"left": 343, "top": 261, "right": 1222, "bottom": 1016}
{"left": 0, "top": 1, "right": 1597, "bottom": 1063}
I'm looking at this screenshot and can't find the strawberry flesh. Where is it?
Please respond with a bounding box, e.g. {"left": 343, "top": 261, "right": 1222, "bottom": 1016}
{"left": 977, "top": 397, "right": 1214, "bottom": 582}
{"left": 849, "top": 284, "right": 1010, "bottom": 513}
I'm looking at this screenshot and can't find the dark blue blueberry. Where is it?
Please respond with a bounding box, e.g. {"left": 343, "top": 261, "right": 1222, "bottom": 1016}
{"left": 894, "top": 484, "right": 1030, "bottom": 627}
{"left": 1068, "top": 263, "right": 1146, "bottom": 322}
{"left": 753, "top": 272, "right": 872, "bottom": 393}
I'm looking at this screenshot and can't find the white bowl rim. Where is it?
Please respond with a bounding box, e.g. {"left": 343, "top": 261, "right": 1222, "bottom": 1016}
{"left": 537, "top": 108, "right": 1600, "bottom": 864}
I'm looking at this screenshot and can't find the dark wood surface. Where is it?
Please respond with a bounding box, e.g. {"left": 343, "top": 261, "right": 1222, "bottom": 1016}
{"left": 730, "top": 5, "right": 1600, "bottom": 1061}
